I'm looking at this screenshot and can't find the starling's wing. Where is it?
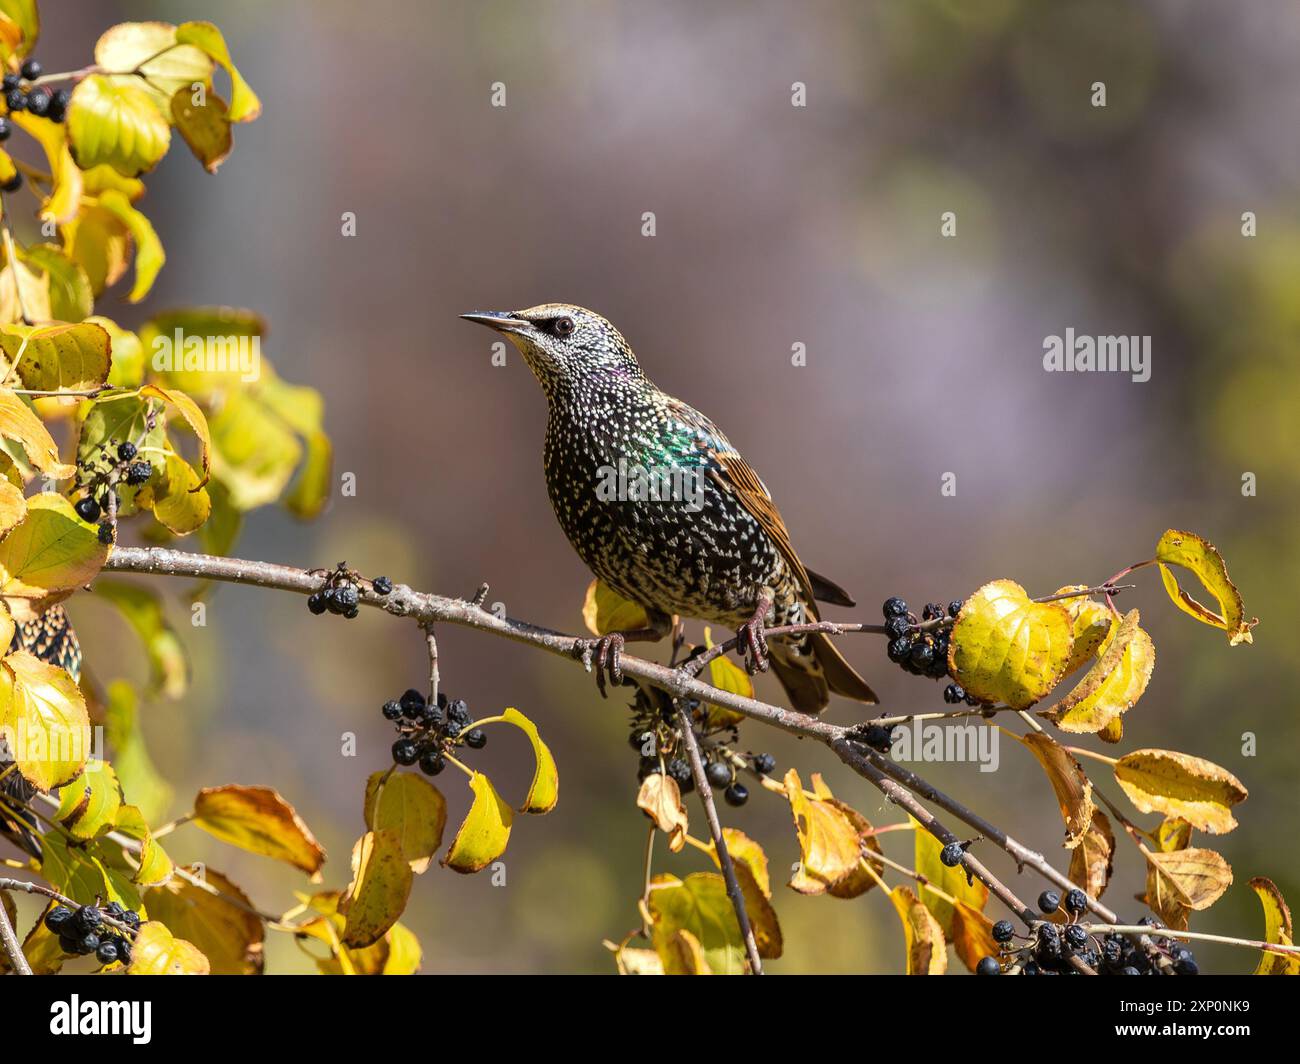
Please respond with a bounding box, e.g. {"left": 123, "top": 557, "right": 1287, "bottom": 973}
{"left": 663, "top": 398, "right": 819, "bottom": 609}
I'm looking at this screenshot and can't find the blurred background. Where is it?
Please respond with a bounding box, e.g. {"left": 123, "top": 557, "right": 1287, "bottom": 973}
{"left": 18, "top": 0, "right": 1298, "bottom": 972}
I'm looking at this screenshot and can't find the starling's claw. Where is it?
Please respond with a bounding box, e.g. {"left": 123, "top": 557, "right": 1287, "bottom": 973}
{"left": 736, "top": 617, "right": 770, "bottom": 674}
{"left": 574, "top": 633, "right": 626, "bottom": 698}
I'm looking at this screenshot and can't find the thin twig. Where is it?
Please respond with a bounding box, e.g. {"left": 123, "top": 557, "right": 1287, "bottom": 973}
{"left": 675, "top": 704, "right": 762, "bottom": 974}
{"left": 0, "top": 883, "right": 31, "bottom": 974}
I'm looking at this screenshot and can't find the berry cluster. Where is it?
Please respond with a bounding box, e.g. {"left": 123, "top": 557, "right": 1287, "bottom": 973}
{"left": 72, "top": 439, "right": 153, "bottom": 545}
{"left": 0, "top": 61, "right": 69, "bottom": 193}
{"left": 383, "top": 688, "right": 483, "bottom": 776}
{"left": 882, "top": 597, "right": 987, "bottom": 707}
{"left": 45, "top": 901, "right": 138, "bottom": 967}
{"left": 626, "top": 687, "right": 773, "bottom": 808}
{"left": 307, "top": 563, "right": 391, "bottom": 619}
{"left": 977, "top": 891, "right": 1198, "bottom": 975}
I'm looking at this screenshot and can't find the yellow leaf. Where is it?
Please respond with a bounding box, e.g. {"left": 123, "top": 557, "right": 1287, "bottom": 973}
{"left": 0, "top": 1, "right": 37, "bottom": 61}
{"left": 171, "top": 87, "right": 233, "bottom": 172}
{"left": 340, "top": 829, "right": 413, "bottom": 949}
{"left": 0, "top": 493, "right": 110, "bottom": 602}
{"left": 614, "top": 944, "right": 665, "bottom": 975}
{"left": 0, "top": 255, "right": 51, "bottom": 324}
{"left": 915, "top": 818, "right": 988, "bottom": 935}
{"left": 0, "top": 649, "right": 89, "bottom": 789}
{"left": 500, "top": 707, "right": 559, "bottom": 813}
{"left": 176, "top": 21, "right": 262, "bottom": 122}
{"left": 192, "top": 784, "right": 326, "bottom": 873}
{"left": 1014, "top": 731, "right": 1095, "bottom": 847}
{"left": 55, "top": 760, "right": 122, "bottom": 839}
{"left": 65, "top": 207, "right": 131, "bottom": 297}
{"left": 112, "top": 804, "right": 173, "bottom": 888}
{"left": 1144, "top": 847, "right": 1232, "bottom": 929}
{"left": 144, "top": 866, "right": 263, "bottom": 975}
{"left": 90, "top": 317, "right": 144, "bottom": 388}
{"left": 94, "top": 22, "right": 213, "bottom": 112}
{"left": 951, "top": 899, "right": 1000, "bottom": 974}
{"left": 636, "top": 772, "right": 688, "bottom": 853}
{"left": 96, "top": 191, "right": 164, "bottom": 303}
{"left": 0, "top": 390, "right": 75, "bottom": 478}
{"left": 581, "top": 577, "right": 648, "bottom": 636}
{"left": 1114, "top": 749, "right": 1247, "bottom": 835}
{"left": 784, "top": 768, "right": 881, "bottom": 898}
{"left": 138, "top": 451, "right": 210, "bottom": 534}
{"left": 1153, "top": 816, "right": 1192, "bottom": 853}
{"left": 0, "top": 322, "right": 112, "bottom": 392}
{"left": 442, "top": 771, "right": 513, "bottom": 874}
{"left": 948, "top": 579, "right": 1074, "bottom": 709}
{"left": 0, "top": 479, "right": 24, "bottom": 538}
{"left": 705, "top": 828, "right": 782, "bottom": 959}
{"left": 646, "top": 872, "right": 744, "bottom": 975}
{"left": 1040, "top": 610, "right": 1154, "bottom": 734}
{"left": 1068, "top": 809, "right": 1115, "bottom": 900}
{"left": 138, "top": 383, "right": 212, "bottom": 486}
{"left": 889, "top": 886, "right": 947, "bottom": 975}
{"left": 10, "top": 115, "right": 82, "bottom": 225}
{"left": 363, "top": 770, "right": 446, "bottom": 874}
{"left": 1155, "top": 529, "right": 1257, "bottom": 645}
{"left": 67, "top": 75, "right": 171, "bottom": 177}
{"left": 127, "top": 921, "right": 210, "bottom": 974}
{"left": 1248, "top": 877, "right": 1300, "bottom": 976}
{"left": 20, "top": 246, "right": 93, "bottom": 323}
{"left": 1054, "top": 586, "right": 1116, "bottom": 676}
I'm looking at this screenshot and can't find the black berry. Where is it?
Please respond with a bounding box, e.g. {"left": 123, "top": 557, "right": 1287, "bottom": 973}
{"left": 124, "top": 460, "right": 153, "bottom": 486}
{"left": 909, "top": 642, "right": 934, "bottom": 669}
{"left": 20, "top": 59, "right": 41, "bottom": 80}
{"left": 381, "top": 700, "right": 402, "bottom": 721}
{"left": 44, "top": 906, "right": 73, "bottom": 933}
{"left": 0, "top": 117, "right": 9, "bottom": 142}
{"left": 25, "top": 86, "right": 48, "bottom": 115}
{"left": 1064, "top": 924, "right": 1088, "bottom": 950}
{"left": 330, "top": 582, "right": 359, "bottom": 613}
{"left": 884, "top": 616, "right": 910, "bottom": 639}
{"left": 943, "top": 683, "right": 964, "bottom": 704}
{"left": 392, "top": 738, "right": 419, "bottom": 766}
{"left": 1037, "top": 890, "right": 1061, "bottom": 914}
{"left": 5, "top": 89, "right": 26, "bottom": 112}
{"left": 47, "top": 88, "right": 69, "bottom": 122}
{"left": 1119, "top": 965, "right": 1141, "bottom": 975}
{"left": 464, "top": 728, "right": 487, "bottom": 749}
{"left": 307, "top": 592, "right": 327, "bottom": 615}
{"left": 1064, "top": 888, "right": 1088, "bottom": 915}
{"left": 667, "top": 758, "right": 691, "bottom": 784}
{"left": 95, "top": 939, "right": 120, "bottom": 965}
{"left": 882, "top": 596, "right": 908, "bottom": 618}
{"left": 74, "top": 496, "right": 101, "bottom": 523}
{"left": 976, "top": 956, "right": 1001, "bottom": 975}
{"left": 1174, "top": 953, "right": 1198, "bottom": 975}
{"left": 991, "top": 919, "right": 1015, "bottom": 943}
{"left": 73, "top": 905, "right": 102, "bottom": 934}
{"left": 372, "top": 575, "right": 392, "bottom": 595}
{"left": 399, "top": 688, "right": 425, "bottom": 718}
{"left": 723, "top": 782, "right": 749, "bottom": 807}
{"left": 886, "top": 636, "right": 911, "bottom": 664}
{"left": 1, "top": 74, "right": 17, "bottom": 92}
{"left": 706, "top": 761, "right": 731, "bottom": 788}
{"left": 117, "top": 441, "right": 138, "bottom": 461}
{"left": 939, "top": 842, "right": 964, "bottom": 867}
{"left": 418, "top": 752, "right": 445, "bottom": 776}
{"left": 949, "top": 600, "right": 963, "bottom": 617}
{"left": 752, "top": 752, "right": 776, "bottom": 775}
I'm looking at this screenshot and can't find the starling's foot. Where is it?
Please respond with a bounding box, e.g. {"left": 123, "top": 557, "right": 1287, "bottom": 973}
{"left": 573, "top": 633, "right": 627, "bottom": 698}
{"left": 736, "top": 590, "right": 775, "bottom": 675}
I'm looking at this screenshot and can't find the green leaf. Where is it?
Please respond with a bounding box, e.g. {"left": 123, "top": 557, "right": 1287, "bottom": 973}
{"left": 176, "top": 21, "right": 261, "bottom": 122}
{"left": 442, "top": 772, "right": 513, "bottom": 874}
{"left": 101, "top": 679, "right": 172, "bottom": 822}
{"left": 948, "top": 579, "right": 1075, "bottom": 709}
{"left": 340, "top": 829, "right": 413, "bottom": 949}
{"left": 95, "top": 190, "right": 165, "bottom": 302}
{"left": 20, "top": 245, "right": 93, "bottom": 321}
{"left": 1155, "top": 529, "right": 1257, "bottom": 645}
{"left": 93, "top": 580, "right": 188, "bottom": 698}
{"left": 0, "top": 493, "right": 111, "bottom": 602}
{"left": 0, "top": 321, "right": 111, "bottom": 393}
{"left": 67, "top": 74, "right": 171, "bottom": 177}
{"left": 89, "top": 316, "right": 145, "bottom": 389}
{"left": 0, "top": 649, "right": 90, "bottom": 790}
{"left": 191, "top": 783, "right": 326, "bottom": 873}
{"left": 647, "top": 872, "right": 745, "bottom": 975}
{"left": 207, "top": 389, "right": 301, "bottom": 510}
{"left": 171, "top": 87, "right": 232, "bottom": 172}
{"left": 138, "top": 306, "right": 264, "bottom": 397}
{"left": 363, "top": 770, "right": 446, "bottom": 874}
{"left": 39, "top": 830, "right": 143, "bottom": 915}
{"left": 55, "top": 760, "right": 122, "bottom": 839}
{"left": 93, "top": 22, "right": 213, "bottom": 109}
{"left": 139, "top": 383, "right": 212, "bottom": 486}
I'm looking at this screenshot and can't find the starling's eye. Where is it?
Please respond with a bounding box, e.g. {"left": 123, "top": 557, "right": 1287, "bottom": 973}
{"left": 553, "top": 316, "right": 575, "bottom": 338}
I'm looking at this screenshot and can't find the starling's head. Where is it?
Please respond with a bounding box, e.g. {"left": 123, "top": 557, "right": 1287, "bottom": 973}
{"left": 460, "top": 304, "right": 642, "bottom": 394}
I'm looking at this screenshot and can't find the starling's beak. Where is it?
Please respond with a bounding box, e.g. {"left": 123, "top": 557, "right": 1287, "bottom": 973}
{"left": 460, "top": 311, "right": 532, "bottom": 335}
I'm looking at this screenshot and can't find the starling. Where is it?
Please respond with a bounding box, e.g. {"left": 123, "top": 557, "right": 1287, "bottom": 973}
{"left": 462, "top": 304, "right": 876, "bottom": 714}
{"left": 0, "top": 605, "right": 82, "bottom": 861}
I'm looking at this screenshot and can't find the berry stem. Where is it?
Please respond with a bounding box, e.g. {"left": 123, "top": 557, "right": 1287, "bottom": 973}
{"left": 1078, "top": 923, "right": 1300, "bottom": 958}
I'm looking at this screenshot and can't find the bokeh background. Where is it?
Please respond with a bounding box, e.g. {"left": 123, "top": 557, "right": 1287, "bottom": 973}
{"left": 17, "top": 0, "right": 1298, "bottom": 973}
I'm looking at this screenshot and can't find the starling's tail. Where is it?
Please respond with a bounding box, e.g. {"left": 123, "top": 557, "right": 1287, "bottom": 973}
{"left": 0, "top": 605, "right": 81, "bottom": 861}
{"left": 769, "top": 632, "right": 877, "bottom": 715}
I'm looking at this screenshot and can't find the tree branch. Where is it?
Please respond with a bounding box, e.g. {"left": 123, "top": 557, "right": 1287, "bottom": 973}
{"left": 0, "top": 883, "right": 31, "bottom": 975}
